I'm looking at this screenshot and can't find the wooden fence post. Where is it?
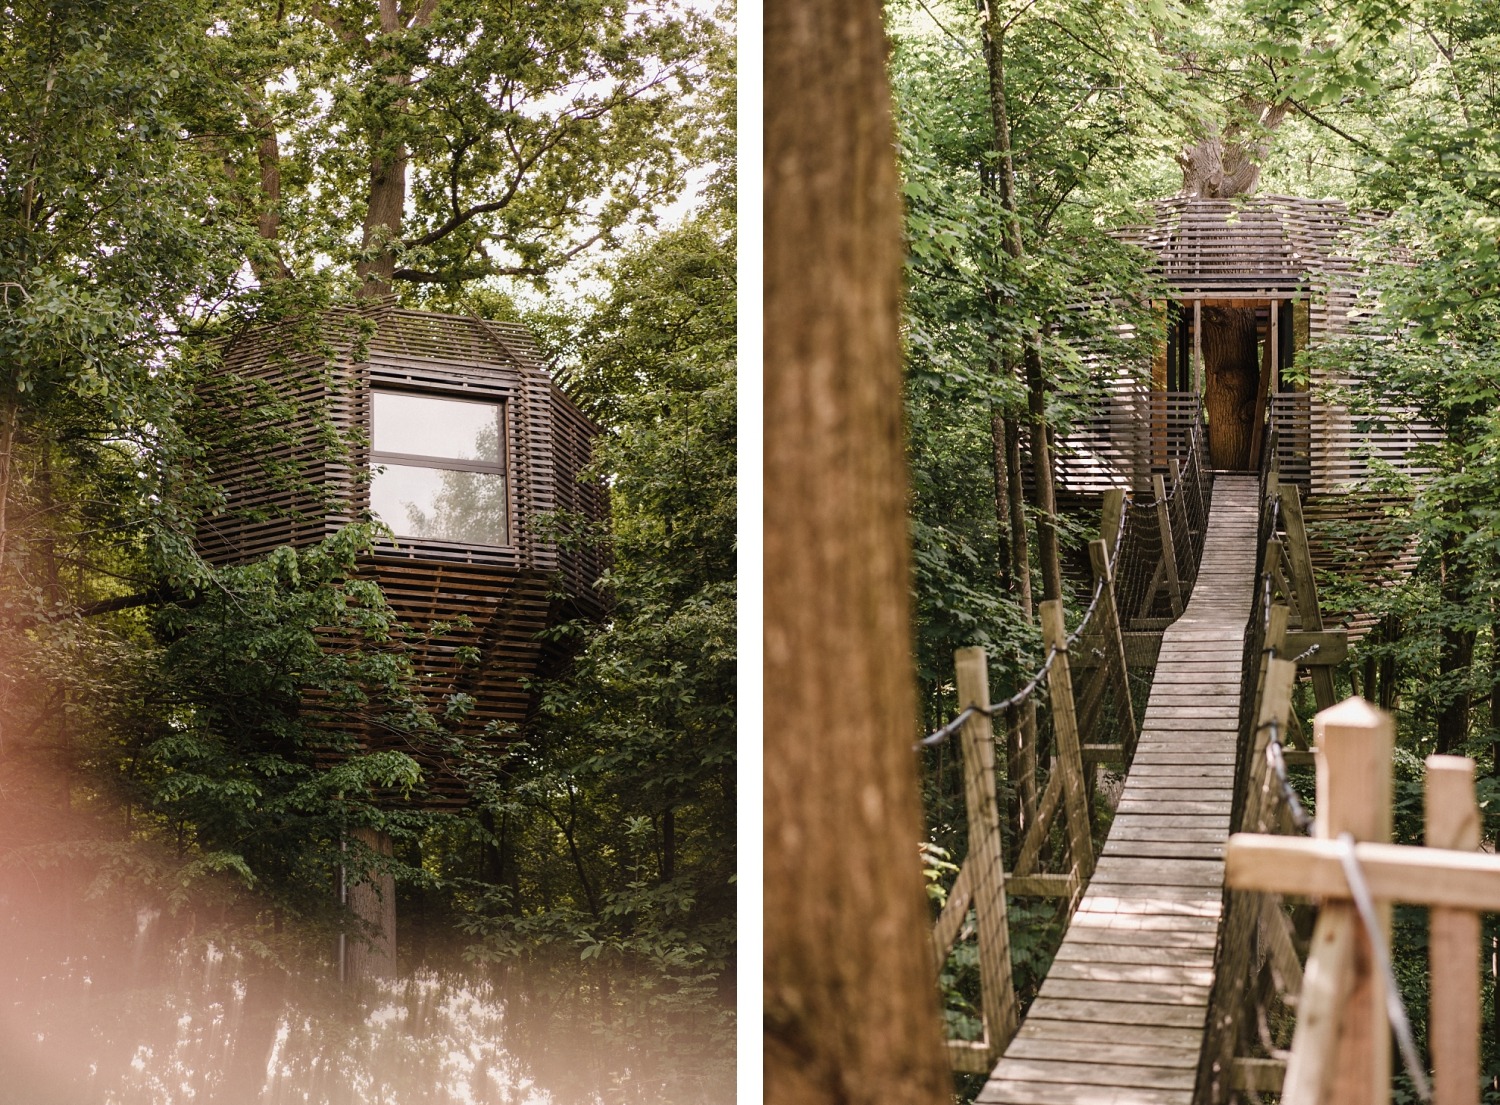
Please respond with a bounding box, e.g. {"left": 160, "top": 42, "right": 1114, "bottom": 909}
{"left": 1088, "top": 538, "right": 1136, "bottom": 759}
{"left": 1316, "top": 697, "right": 1394, "bottom": 1105}
{"left": 1153, "top": 473, "right": 1184, "bottom": 616}
{"left": 1279, "top": 485, "right": 1337, "bottom": 711}
{"left": 1101, "top": 488, "right": 1126, "bottom": 564}
{"left": 953, "top": 647, "right": 1020, "bottom": 1062}
{"left": 1199, "top": 656, "right": 1298, "bottom": 1105}
{"left": 1428, "top": 755, "right": 1481, "bottom": 1105}
{"left": 1040, "top": 601, "right": 1094, "bottom": 883}
{"left": 1169, "top": 456, "right": 1193, "bottom": 579}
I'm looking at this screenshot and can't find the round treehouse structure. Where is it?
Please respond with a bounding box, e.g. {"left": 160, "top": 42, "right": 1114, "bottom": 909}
{"left": 197, "top": 303, "right": 606, "bottom": 977}
{"left": 198, "top": 303, "right": 607, "bottom": 801}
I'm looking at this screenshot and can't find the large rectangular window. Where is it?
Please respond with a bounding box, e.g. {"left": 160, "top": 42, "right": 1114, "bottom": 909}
{"left": 369, "top": 390, "right": 509, "bottom": 546}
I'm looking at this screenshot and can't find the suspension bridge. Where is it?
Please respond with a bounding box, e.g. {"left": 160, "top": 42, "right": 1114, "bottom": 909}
{"left": 922, "top": 414, "right": 1500, "bottom": 1105}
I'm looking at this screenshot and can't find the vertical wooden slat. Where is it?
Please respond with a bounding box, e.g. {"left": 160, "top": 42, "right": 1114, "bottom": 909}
{"left": 954, "top": 647, "right": 1019, "bottom": 1058}
{"left": 1427, "top": 755, "right": 1481, "bottom": 1105}
{"left": 1193, "top": 298, "right": 1203, "bottom": 396}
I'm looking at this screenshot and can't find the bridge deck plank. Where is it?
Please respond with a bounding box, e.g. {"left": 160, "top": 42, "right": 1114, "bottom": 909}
{"left": 981, "top": 475, "right": 1257, "bottom": 1103}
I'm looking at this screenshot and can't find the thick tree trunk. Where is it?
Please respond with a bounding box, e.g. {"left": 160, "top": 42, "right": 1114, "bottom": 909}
{"left": 1178, "top": 99, "right": 1289, "bottom": 198}
{"left": 764, "top": 0, "right": 952, "bottom": 1101}
{"left": 345, "top": 826, "right": 397, "bottom": 981}
{"left": 355, "top": 148, "right": 407, "bottom": 298}
{"left": 1201, "top": 306, "right": 1259, "bottom": 470}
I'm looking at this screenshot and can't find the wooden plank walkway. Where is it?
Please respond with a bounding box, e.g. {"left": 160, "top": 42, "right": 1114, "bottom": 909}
{"left": 978, "top": 475, "right": 1259, "bottom": 1105}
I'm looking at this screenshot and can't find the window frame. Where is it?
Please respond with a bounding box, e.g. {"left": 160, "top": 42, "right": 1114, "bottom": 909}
{"left": 367, "top": 387, "right": 513, "bottom": 548}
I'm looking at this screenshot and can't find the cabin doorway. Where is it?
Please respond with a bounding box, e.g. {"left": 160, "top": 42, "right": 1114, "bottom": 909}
{"left": 1163, "top": 300, "right": 1299, "bottom": 472}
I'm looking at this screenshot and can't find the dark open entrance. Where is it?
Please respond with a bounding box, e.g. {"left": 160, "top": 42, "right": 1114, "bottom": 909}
{"left": 1164, "top": 299, "right": 1299, "bottom": 471}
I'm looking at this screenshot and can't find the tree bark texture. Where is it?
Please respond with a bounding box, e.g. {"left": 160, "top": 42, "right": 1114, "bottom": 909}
{"left": 764, "top": 2, "right": 952, "bottom": 1103}
{"left": 345, "top": 826, "right": 397, "bottom": 981}
{"left": 1178, "top": 98, "right": 1289, "bottom": 198}
{"left": 1201, "top": 306, "right": 1258, "bottom": 470}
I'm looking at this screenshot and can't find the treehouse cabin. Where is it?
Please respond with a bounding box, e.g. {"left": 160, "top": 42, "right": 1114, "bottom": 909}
{"left": 1060, "top": 195, "right": 1437, "bottom": 638}
{"left": 197, "top": 304, "right": 607, "bottom": 805}
{"left": 1069, "top": 193, "right": 1436, "bottom": 494}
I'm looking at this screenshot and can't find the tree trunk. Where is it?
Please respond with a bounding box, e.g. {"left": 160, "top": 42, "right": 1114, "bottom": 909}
{"left": 1178, "top": 99, "right": 1289, "bottom": 198}
{"left": 979, "top": 18, "right": 1062, "bottom": 601}
{"left": 1201, "top": 306, "right": 1259, "bottom": 470}
{"left": 355, "top": 147, "right": 407, "bottom": 298}
{"left": 990, "top": 407, "right": 1011, "bottom": 591}
{"left": 765, "top": 0, "right": 952, "bottom": 1101}
{"left": 344, "top": 826, "right": 397, "bottom": 981}
{"left": 1437, "top": 534, "right": 1473, "bottom": 756}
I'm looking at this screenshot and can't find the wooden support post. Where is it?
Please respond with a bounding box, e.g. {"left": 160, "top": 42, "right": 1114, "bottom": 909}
{"left": 1101, "top": 488, "right": 1125, "bottom": 564}
{"left": 954, "top": 647, "right": 1020, "bottom": 1056}
{"left": 1168, "top": 457, "right": 1193, "bottom": 581}
{"left": 1243, "top": 657, "right": 1296, "bottom": 835}
{"left": 1280, "top": 485, "right": 1338, "bottom": 710}
{"left": 1316, "top": 697, "right": 1394, "bottom": 1105}
{"left": 1428, "top": 755, "right": 1480, "bottom": 1105}
{"left": 1089, "top": 538, "right": 1137, "bottom": 759}
{"left": 1200, "top": 656, "right": 1298, "bottom": 1105}
{"left": 1281, "top": 906, "right": 1357, "bottom": 1105}
{"left": 1153, "top": 473, "right": 1184, "bottom": 616}
{"left": 1040, "top": 601, "right": 1094, "bottom": 883}
{"left": 1193, "top": 298, "right": 1203, "bottom": 397}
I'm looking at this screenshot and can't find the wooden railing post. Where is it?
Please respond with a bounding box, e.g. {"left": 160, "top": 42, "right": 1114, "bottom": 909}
{"left": 1168, "top": 456, "right": 1193, "bottom": 579}
{"left": 1040, "top": 600, "right": 1094, "bottom": 883}
{"left": 1279, "top": 484, "right": 1338, "bottom": 710}
{"left": 1428, "top": 755, "right": 1481, "bottom": 1105}
{"left": 952, "top": 647, "right": 1019, "bottom": 1063}
{"left": 1153, "top": 473, "right": 1184, "bottom": 616}
{"left": 1088, "top": 537, "right": 1136, "bottom": 759}
{"left": 1101, "top": 488, "right": 1126, "bottom": 564}
{"left": 1308, "top": 697, "right": 1393, "bottom": 1105}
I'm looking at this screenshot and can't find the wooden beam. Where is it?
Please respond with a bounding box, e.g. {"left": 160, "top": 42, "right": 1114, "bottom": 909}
{"left": 1153, "top": 474, "right": 1184, "bottom": 616}
{"left": 1317, "top": 696, "right": 1392, "bottom": 1105}
{"left": 1283, "top": 629, "right": 1347, "bottom": 666}
{"left": 1004, "top": 872, "right": 1079, "bottom": 898}
{"left": 1233, "top": 1057, "right": 1286, "bottom": 1094}
{"left": 1427, "top": 755, "right": 1480, "bottom": 1105}
{"left": 1279, "top": 485, "right": 1338, "bottom": 709}
{"left": 1090, "top": 537, "right": 1137, "bottom": 757}
{"left": 1193, "top": 298, "right": 1202, "bottom": 395}
{"left": 1225, "top": 835, "right": 1500, "bottom": 911}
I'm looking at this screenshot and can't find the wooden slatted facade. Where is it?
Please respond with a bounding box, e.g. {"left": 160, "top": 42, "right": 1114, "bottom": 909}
{"left": 198, "top": 304, "right": 607, "bottom": 805}
{"left": 1117, "top": 194, "right": 1438, "bottom": 495}
{"left": 1082, "top": 195, "right": 1433, "bottom": 637}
